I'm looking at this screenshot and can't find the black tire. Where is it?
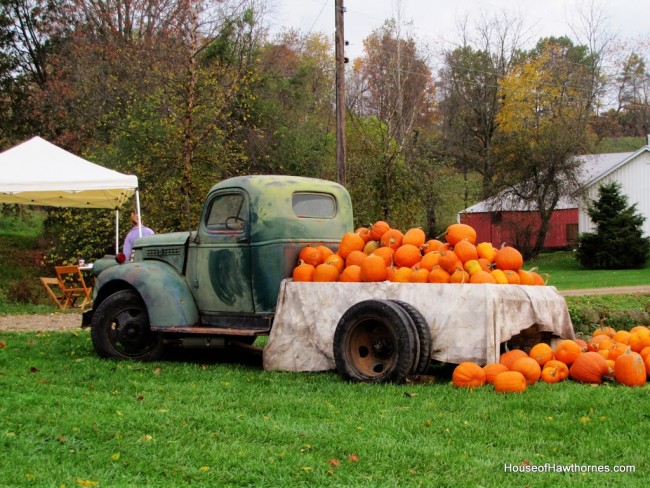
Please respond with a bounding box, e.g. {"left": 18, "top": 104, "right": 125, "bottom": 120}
{"left": 389, "top": 300, "right": 432, "bottom": 375}
{"left": 90, "top": 289, "right": 164, "bottom": 361}
{"left": 333, "top": 299, "right": 416, "bottom": 384}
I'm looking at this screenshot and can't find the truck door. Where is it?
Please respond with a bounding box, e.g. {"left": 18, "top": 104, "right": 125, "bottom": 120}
{"left": 186, "top": 189, "right": 254, "bottom": 314}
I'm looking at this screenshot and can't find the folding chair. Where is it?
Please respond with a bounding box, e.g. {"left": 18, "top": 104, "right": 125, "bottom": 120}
{"left": 55, "top": 265, "right": 93, "bottom": 310}
{"left": 39, "top": 276, "right": 66, "bottom": 309}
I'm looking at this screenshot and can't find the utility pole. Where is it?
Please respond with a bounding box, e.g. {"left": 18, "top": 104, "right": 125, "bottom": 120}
{"left": 335, "top": 0, "right": 346, "bottom": 186}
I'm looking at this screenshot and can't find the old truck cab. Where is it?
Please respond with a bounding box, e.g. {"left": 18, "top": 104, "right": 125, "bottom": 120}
{"left": 85, "top": 175, "right": 353, "bottom": 361}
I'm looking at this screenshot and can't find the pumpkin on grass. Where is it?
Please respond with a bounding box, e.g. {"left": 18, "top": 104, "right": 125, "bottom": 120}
{"left": 483, "top": 363, "right": 509, "bottom": 384}
{"left": 452, "top": 362, "right": 486, "bottom": 388}
{"left": 554, "top": 339, "right": 582, "bottom": 365}
{"left": 499, "top": 349, "right": 528, "bottom": 370}
{"left": 569, "top": 351, "right": 608, "bottom": 383}
{"left": 529, "top": 343, "right": 554, "bottom": 366}
{"left": 511, "top": 357, "right": 541, "bottom": 385}
{"left": 544, "top": 360, "right": 569, "bottom": 380}
{"left": 614, "top": 348, "right": 647, "bottom": 387}
{"left": 493, "top": 371, "right": 527, "bottom": 393}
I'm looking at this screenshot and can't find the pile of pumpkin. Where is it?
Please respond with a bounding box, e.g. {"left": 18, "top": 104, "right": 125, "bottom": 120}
{"left": 452, "top": 325, "right": 650, "bottom": 392}
{"left": 293, "top": 221, "right": 547, "bottom": 284}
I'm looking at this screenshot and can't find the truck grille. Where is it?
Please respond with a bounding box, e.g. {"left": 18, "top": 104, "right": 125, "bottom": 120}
{"left": 145, "top": 247, "right": 181, "bottom": 257}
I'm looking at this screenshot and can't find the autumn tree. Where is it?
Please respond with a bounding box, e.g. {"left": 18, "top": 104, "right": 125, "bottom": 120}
{"left": 495, "top": 37, "right": 597, "bottom": 257}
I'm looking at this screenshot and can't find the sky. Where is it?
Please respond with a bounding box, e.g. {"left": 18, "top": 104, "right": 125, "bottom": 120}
{"left": 266, "top": 0, "right": 649, "bottom": 60}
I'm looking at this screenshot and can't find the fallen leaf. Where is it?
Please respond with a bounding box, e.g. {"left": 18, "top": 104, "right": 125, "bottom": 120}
{"left": 301, "top": 466, "right": 312, "bottom": 472}
{"left": 404, "top": 392, "right": 417, "bottom": 398}
{"left": 29, "top": 366, "right": 40, "bottom": 373}
{"left": 75, "top": 479, "right": 99, "bottom": 487}
{"left": 0, "top": 340, "right": 6, "bottom": 348}
{"left": 136, "top": 396, "right": 144, "bottom": 401}
{"left": 199, "top": 466, "right": 209, "bottom": 472}
{"left": 153, "top": 367, "right": 161, "bottom": 376}
{"left": 111, "top": 453, "right": 120, "bottom": 461}
{"left": 58, "top": 436, "right": 67, "bottom": 444}
{"left": 143, "top": 434, "right": 153, "bottom": 442}
{"left": 348, "top": 454, "right": 359, "bottom": 463}
{"left": 328, "top": 458, "right": 340, "bottom": 467}
{"left": 580, "top": 416, "right": 592, "bottom": 425}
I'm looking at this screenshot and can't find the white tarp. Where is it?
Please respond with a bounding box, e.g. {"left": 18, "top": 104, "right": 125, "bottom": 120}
{"left": 0, "top": 136, "right": 137, "bottom": 209}
{"left": 263, "top": 281, "right": 575, "bottom": 371}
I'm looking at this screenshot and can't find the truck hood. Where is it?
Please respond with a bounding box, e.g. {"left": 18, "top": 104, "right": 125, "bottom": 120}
{"left": 134, "top": 231, "right": 192, "bottom": 249}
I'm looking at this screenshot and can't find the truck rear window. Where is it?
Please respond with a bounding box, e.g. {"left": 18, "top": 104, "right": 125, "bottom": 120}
{"left": 292, "top": 193, "right": 336, "bottom": 218}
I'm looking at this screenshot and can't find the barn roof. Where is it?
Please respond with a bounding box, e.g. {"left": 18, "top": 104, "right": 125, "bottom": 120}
{"left": 459, "top": 145, "right": 650, "bottom": 214}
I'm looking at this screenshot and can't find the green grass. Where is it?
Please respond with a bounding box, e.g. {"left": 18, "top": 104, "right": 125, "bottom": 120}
{"left": 1, "top": 331, "right": 649, "bottom": 487}
{"left": 528, "top": 251, "right": 650, "bottom": 290}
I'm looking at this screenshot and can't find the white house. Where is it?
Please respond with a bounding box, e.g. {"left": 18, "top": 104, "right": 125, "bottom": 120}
{"left": 578, "top": 144, "right": 650, "bottom": 237}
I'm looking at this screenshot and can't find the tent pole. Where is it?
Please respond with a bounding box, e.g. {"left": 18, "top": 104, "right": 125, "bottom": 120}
{"left": 115, "top": 209, "right": 119, "bottom": 254}
{"left": 135, "top": 190, "right": 142, "bottom": 237}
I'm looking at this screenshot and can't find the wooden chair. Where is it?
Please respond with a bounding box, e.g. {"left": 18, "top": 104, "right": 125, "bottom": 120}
{"left": 54, "top": 265, "right": 92, "bottom": 310}
{"left": 39, "top": 276, "right": 67, "bottom": 309}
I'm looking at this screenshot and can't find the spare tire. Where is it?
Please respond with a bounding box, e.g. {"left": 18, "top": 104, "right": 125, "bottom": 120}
{"left": 389, "top": 300, "right": 432, "bottom": 375}
{"left": 333, "top": 299, "right": 417, "bottom": 384}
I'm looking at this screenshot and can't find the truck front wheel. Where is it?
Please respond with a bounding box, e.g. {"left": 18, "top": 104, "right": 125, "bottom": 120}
{"left": 333, "top": 300, "right": 416, "bottom": 384}
{"left": 91, "top": 289, "right": 164, "bottom": 361}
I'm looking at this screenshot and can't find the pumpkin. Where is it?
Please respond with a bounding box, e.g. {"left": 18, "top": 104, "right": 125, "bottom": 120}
{"left": 402, "top": 228, "right": 426, "bottom": 248}
{"left": 360, "top": 254, "right": 387, "bottom": 282}
{"left": 483, "top": 363, "right": 509, "bottom": 384}
{"left": 529, "top": 343, "right": 554, "bottom": 367}
{"left": 639, "top": 346, "right": 650, "bottom": 360}
{"left": 607, "top": 341, "right": 628, "bottom": 361}
{"left": 540, "top": 365, "right": 563, "bottom": 383}
{"left": 517, "top": 269, "right": 534, "bottom": 285}
{"left": 452, "top": 362, "right": 486, "bottom": 388}
{"left": 371, "top": 247, "right": 395, "bottom": 267}
{"left": 392, "top": 266, "right": 413, "bottom": 283}
{"left": 544, "top": 360, "right": 569, "bottom": 380}
{"left": 422, "top": 239, "right": 447, "bottom": 254}
{"left": 337, "top": 232, "right": 365, "bottom": 259}
{"left": 339, "top": 265, "right": 362, "bottom": 282}
{"left": 612, "top": 330, "right": 631, "bottom": 345}
{"left": 438, "top": 250, "right": 462, "bottom": 274}
{"left": 469, "top": 270, "right": 497, "bottom": 284}
{"left": 569, "top": 351, "right": 609, "bottom": 383}
{"left": 645, "top": 354, "right": 650, "bottom": 377}
{"left": 393, "top": 244, "right": 422, "bottom": 268}
{"left": 628, "top": 329, "right": 650, "bottom": 352}
{"left": 453, "top": 239, "right": 478, "bottom": 263}
{"left": 503, "top": 270, "right": 521, "bottom": 284}
{"left": 298, "top": 245, "right": 321, "bottom": 266}
{"left": 428, "top": 266, "right": 451, "bottom": 283}
{"left": 313, "top": 262, "right": 340, "bottom": 282}
{"left": 445, "top": 223, "right": 477, "bottom": 246}
{"left": 592, "top": 325, "right": 616, "bottom": 338}
{"left": 449, "top": 269, "right": 470, "bottom": 284}
{"left": 409, "top": 267, "right": 430, "bottom": 283}
{"left": 511, "top": 356, "right": 541, "bottom": 384}
{"left": 380, "top": 228, "right": 404, "bottom": 250}
{"left": 495, "top": 246, "right": 523, "bottom": 272}
{"left": 614, "top": 348, "right": 647, "bottom": 387}
{"left": 529, "top": 271, "right": 545, "bottom": 286}
{"left": 345, "top": 250, "right": 367, "bottom": 268}
{"left": 575, "top": 338, "right": 588, "bottom": 352}
{"left": 324, "top": 253, "right": 345, "bottom": 273}
{"left": 316, "top": 245, "right": 334, "bottom": 262}
{"left": 369, "top": 220, "right": 391, "bottom": 241}
{"left": 606, "top": 359, "right": 616, "bottom": 375}
{"left": 363, "top": 240, "right": 380, "bottom": 255}
{"left": 499, "top": 349, "right": 528, "bottom": 370}
{"left": 292, "top": 260, "right": 315, "bottom": 282}
{"left": 476, "top": 242, "right": 497, "bottom": 263}
{"left": 493, "top": 371, "right": 527, "bottom": 393}
{"left": 490, "top": 269, "right": 508, "bottom": 284}
{"left": 554, "top": 339, "right": 582, "bottom": 365}
{"left": 587, "top": 334, "right": 612, "bottom": 352}
{"left": 354, "top": 227, "right": 372, "bottom": 243}
{"left": 419, "top": 251, "right": 441, "bottom": 271}
{"left": 463, "top": 259, "right": 483, "bottom": 276}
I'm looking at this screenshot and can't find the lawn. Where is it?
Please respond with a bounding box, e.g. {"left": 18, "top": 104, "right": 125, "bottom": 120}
{"left": 1, "top": 331, "right": 648, "bottom": 487}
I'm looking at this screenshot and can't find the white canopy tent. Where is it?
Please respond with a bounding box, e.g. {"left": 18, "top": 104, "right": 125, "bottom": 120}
{"left": 0, "top": 136, "right": 140, "bottom": 253}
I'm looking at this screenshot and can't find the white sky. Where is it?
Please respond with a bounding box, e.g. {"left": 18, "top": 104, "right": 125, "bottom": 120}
{"left": 266, "top": 0, "right": 649, "bottom": 60}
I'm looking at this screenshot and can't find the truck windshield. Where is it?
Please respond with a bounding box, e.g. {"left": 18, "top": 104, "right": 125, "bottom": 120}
{"left": 205, "top": 192, "right": 247, "bottom": 232}
{"left": 292, "top": 193, "right": 336, "bottom": 218}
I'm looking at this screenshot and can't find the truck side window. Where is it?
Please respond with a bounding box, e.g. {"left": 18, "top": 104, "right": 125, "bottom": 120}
{"left": 205, "top": 192, "right": 248, "bottom": 232}
{"left": 292, "top": 193, "right": 336, "bottom": 218}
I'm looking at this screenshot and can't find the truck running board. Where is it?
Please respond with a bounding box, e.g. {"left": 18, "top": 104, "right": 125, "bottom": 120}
{"left": 150, "top": 326, "right": 269, "bottom": 336}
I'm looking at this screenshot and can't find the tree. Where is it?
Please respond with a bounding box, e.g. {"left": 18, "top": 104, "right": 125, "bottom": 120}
{"left": 576, "top": 182, "right": 649, "bottom": 269}
{"left": 495, "top": 37, "right": 597, "bottom": 257}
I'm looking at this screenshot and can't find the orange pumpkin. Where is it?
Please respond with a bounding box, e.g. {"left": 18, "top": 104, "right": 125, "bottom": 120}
{"left": 499, "top": 349, "right": 528, "bottom": 370}
{"left": 324, "top": 253, "right": 345, "bottom": 273}
{"left": 337, "top": 232, "right": 365, "bottom": 259}
{"left": 493, "top": 371, "right": 527, "bottom": 393}
{"left": 453, "top": 239, "right": 478, "bottom": 263}
{"left": 612, "top": 330, "right": 631, "bottom": 345}
{"left": 495, "top": 246, "right": 523, "bottom": 272}
{"left": 476, "top": 242, "right": 497, "bottom": 263}
{"left": 529, "top": 271, "right": 545, "bottom": 286}
{"left": 614, "top": 348, "right": 647, "bottom": 387}
{"left": 483, "top": 363, "right": 509, "bottom": 384}
{"left": 422, "top": 239, "right": 447, "bottom": 254}
{"left": 292, "top": 261, "right": 315, "bottom": 282}
{"left": 438, "top": 250, "right": 462, "bottom": 274}
{"left": 345, "top": 250, "right": 367, "bottom": 268}
{"left": 449, "top": 269, "right": 470, "bottom": 284}
{"left": 628, "top": 329, "right": 650, "bottom": 352}
{"left": 369, "top": 220, "right": 391, "bottom": 241}
{"left": 511, "top": 356, "right": 541, "bottom": 385}
{"left": 316, "top": 245, "right": 334, "bottom": 262}
{"left": 554, "top": 339, "right": 582, "bottom": 365}
{"left": 529, "top": 343, "right": 554, "bottom": 367}
{"left": 503, "top": 270, "right": 521, "bottom": 284}
{"left": 409, "top": 267, "right": 430, "bottom": 283}
{"left": 645, "top": 354, "right": 650, "bottom": 377}
{"left": 313, "top": 262, "right": 340, "bottom": 282}
{"left": 339, "top": 265, "right": 362, "bottom": 282}
{"left": 298, "top": 245, "right": 321, "bottom": 266}
{"left": 392, "top": 266, "right": 412, "bottom": 283}
{"left": 469, "top": 270, "right": 497, "bottom": 284}
{"left": 540, "top": 365, "right": 563, "bottom": 383}
{"left": 544, "top": 360, "right": 569, "bottom": 380}
{"left": 393, "top": 244, "right": 422, "bottom": 268}
{"left": 371, "top": 247, "right": 395, "bottom": 267}
{"left": 419, "top": 251, "right": 441, "bottom": 271}
{"left": 569, "top": 351, "right": 609, "bottom": 383}
{"left": 360, "top": 254, "right": 387, "bottom": 282}
{"left": 354, "top": 227, "right": 372, "bottom": 243}
{"left": 452, "top": 362, "right": 486, "bottom": 388}
{"left": 380, "top": 228, "right": 404, "bottom": 250}
{"left": 445, "top": 223, "right": 477, "bottom": 246}
{"left": 402, "top": 228, "right": 426, "bottom": 248}
{"left": 592, "top": 325, "right": 616, "bottom": 338}
{"left": 428, "top": 266, "right": 451, "bottom": 284}
{"left": 517, "top": 269, "right": 534, "bottom": 285}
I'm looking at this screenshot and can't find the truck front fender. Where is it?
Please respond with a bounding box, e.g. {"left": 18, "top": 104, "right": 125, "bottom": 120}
{"left": 94, "top": 261, "right": 199, "bottom": 327}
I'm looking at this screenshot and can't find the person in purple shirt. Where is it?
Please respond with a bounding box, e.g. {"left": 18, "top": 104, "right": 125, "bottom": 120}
{"left": 122, "top": 211, "right": 155, "bottom": 260}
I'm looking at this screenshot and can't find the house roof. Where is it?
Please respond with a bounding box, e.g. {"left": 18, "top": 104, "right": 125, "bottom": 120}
{"left": 459, "top": 145, "right": 650, "bottom": 214}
